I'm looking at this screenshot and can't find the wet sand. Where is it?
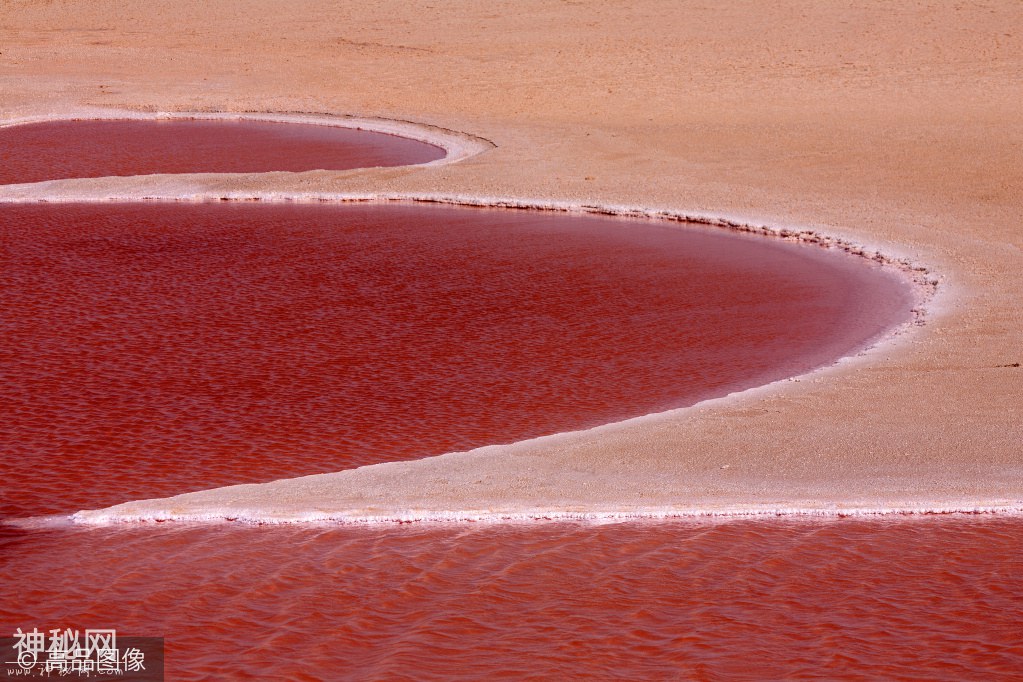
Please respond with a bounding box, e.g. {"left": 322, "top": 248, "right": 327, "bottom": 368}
{"left": 2, "top": 1, "right": 1021, "bottom": 518}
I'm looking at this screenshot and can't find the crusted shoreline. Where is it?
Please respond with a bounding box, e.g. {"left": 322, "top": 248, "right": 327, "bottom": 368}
{"left": 0, "top": 111, "right": 960, "bottom": 526}
{"left": 66, "top": 501, "right": 1023, "bottom": 527}
{"left": 0, "top": 109, "right": 496, "bottom": 167}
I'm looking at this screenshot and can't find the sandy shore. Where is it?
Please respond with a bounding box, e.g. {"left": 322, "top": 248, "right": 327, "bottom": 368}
{"left": 2, "top": 0, "right": 1020, "bottom": 521}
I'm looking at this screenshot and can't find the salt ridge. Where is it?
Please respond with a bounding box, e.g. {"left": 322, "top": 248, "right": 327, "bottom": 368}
{"left": 0, "top": 111, "right": 970, "bottom": 526}
{"left": 56, "top": 503, "right": 1023, "bottom": 527}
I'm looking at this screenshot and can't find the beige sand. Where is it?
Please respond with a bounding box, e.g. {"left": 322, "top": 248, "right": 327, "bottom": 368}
{"left": 2, "top": 0, "right": 1020, "bottom": 521}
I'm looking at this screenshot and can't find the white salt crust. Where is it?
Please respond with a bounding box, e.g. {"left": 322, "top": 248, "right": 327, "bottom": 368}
{"left": 65, "top": 503, "right": 1023, "bottom": 528}
{"left": 2, "top": 111, "right": 991, "bottom": 527}
{"left": 0, "top": 109, "right": 495, "bottom": 167}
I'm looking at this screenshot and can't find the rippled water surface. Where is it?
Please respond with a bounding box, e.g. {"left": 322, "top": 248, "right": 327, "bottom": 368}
{"left": 3, "top": 518, "right": 1021, "bottom": 680}
{"left": 2, "top": 124, "right": 1019, "bottom": 680}
{"left": 1, "top": 202, "right": 910, "bottom": 518}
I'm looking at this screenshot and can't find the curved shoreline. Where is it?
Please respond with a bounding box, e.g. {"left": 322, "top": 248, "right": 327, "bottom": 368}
{"left": 0, "top": 109, "right": 495, "bottom": 168}
{"left": 2, "top": 6, "right": 1020, "bottom": 678}
{"left": 3, "top": 191, "right": 943, "bottom": 524}
{"left": 3, "top": 112, "right": 1017, "bottom": 526}
{"left": 0, "top": 195, "right": 938, "bottom": 311}
{"left": 0, "top": 111, "right": 966, "bottom": 525}
{"left": 0, "top": 112, "right": 938, "bottom": 304}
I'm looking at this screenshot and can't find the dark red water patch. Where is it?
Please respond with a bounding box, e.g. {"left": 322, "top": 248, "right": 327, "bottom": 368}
{"left": 0, "top": 119, "right": 445, "bottom": 185}
{"left": 2, "top": 518, "right": 1021, "bottom": 680}
{"left": 2, "top": 198, "right": 1016, "bottom": 681}
{"left": 0, "top": 203, "right": 912, "bottom": 518}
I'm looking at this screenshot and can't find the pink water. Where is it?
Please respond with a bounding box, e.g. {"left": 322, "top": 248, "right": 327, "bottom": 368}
{"left": 2, "top": 121, "right": 1020, "bottom": 680}
{"left": 0, "top": 119, "right": 444, "bottom": 185}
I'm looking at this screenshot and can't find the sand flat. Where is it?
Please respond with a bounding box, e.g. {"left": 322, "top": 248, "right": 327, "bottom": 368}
{"left": 2, "top": 0, "right": 1021, "bottom": 519}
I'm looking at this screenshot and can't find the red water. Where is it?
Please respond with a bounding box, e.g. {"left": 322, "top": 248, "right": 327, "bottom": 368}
{"left": 2, "top": 518, "right": 1021, "bottom": 680}
{"left": 1, "top": 202, "right": 910, "bottom": 518}
{"left": 0, "top": 119, "right": 445, "bottom": 185}
{"left": 2, "top": 123, "right": 1020, "bottom": 680}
